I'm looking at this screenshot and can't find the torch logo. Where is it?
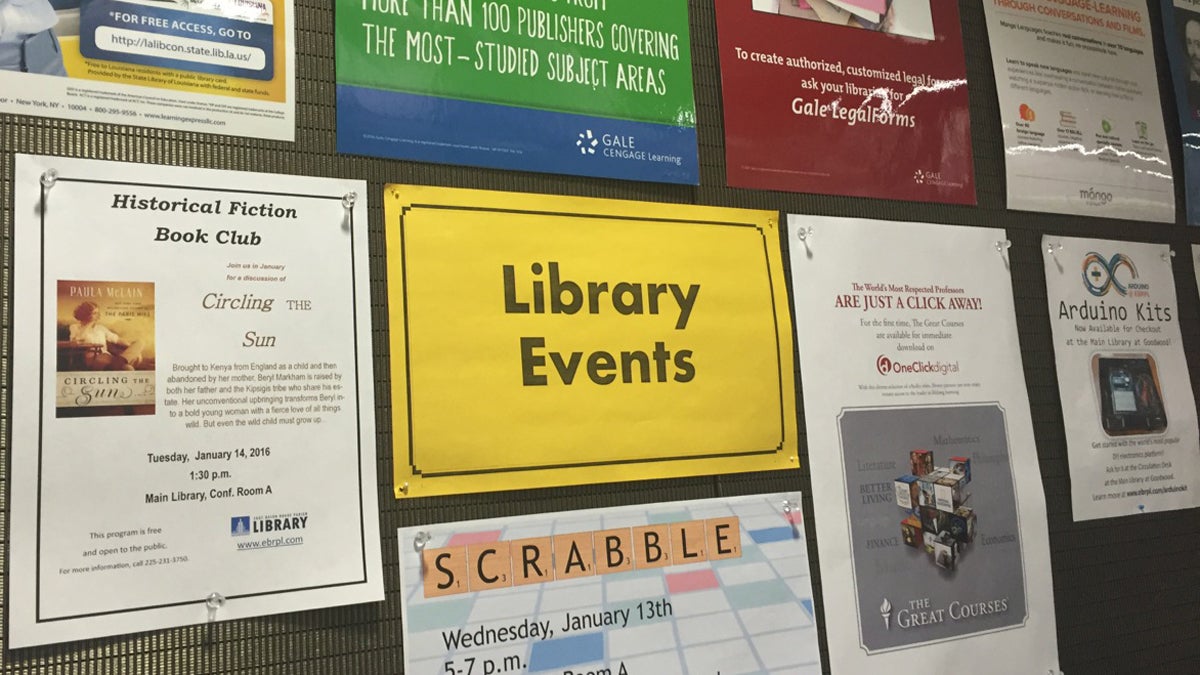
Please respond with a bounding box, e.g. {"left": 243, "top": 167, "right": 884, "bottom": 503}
{"left": 881, "top": 598, "right": 893, "bottom": 630}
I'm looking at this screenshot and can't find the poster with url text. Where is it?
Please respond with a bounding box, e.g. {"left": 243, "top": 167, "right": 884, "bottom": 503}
{"left": 787, "top": 216, "right": 1059, "bottom": 673}
{"left": 386, "top": 185, "right": 798, "bottom": 497}
{"left": 1161, "top": 0, "right": 1200, "bottom": 225}
{"left": 1044, "top": 236, "right": 1200, "bottom": 520}
{"left": 0, "top": 0, "right": 294, "bottom": 140}
{"left": 399, "top": 493, "right": 822, "bottom": 674}
{"left": 336, "top": 0, "right": 697, "bottom": 184}
{"left": 984, "top": 0, "right": 1173, "bottom": 221}
{"left": 9, "top": 155, "right": 382, "bottom": 647}
{"left": 715, "top": 0, "right": 974, "bottom": 204}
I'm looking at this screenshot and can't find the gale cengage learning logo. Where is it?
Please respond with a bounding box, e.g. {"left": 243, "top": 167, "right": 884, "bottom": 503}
{"left": 1082, "top": 252, "right": 1138, "bottom": 297}
{"left": 576, "top": 129, "right": 598, "bottom": 155}
{"left": 231, "top": 516, "right": 251, "bottom": 536}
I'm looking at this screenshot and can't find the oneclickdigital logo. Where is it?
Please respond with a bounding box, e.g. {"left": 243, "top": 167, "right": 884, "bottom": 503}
{"left": 876, "top": 355, "right": 960, "bottom": 376}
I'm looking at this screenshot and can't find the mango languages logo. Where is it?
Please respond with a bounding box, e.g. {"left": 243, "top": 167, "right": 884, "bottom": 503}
{"left": 1082, "top": 252, "right": 1137, "bottom": 297}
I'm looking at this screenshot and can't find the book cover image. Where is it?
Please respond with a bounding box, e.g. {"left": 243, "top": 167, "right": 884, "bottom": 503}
{"left": 55, "top": 280, "right": 155, "bottom": 418}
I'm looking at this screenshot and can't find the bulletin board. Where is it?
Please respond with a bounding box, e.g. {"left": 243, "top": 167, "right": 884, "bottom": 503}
{"left": 0, "top": 1, "right": 1197, "bottom": 673}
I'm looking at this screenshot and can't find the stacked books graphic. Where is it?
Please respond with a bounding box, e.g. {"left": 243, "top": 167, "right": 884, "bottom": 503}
{"left": 894, "top": 450, "right": 976, "bottom": 570}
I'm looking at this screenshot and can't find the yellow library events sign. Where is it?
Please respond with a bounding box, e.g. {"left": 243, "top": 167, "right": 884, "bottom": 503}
{"left": 384, "top": 185, "right": 797, "bottom": 497}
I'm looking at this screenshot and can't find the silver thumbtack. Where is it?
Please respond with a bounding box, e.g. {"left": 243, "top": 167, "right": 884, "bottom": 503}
{"left": 414, "top": 531, "right": 431, "bottom": 552}
{"left": 1046, "top": 242, "right": 1062, "bottom": 256}
{"left": 995, "top": 240, "right": 1012, "bottom": 253}
{"left": 783, "top": 500, "right": 801, "bottom": 539}
{"left": 1162, "top": 250, "right": 1176, "bottom": 262}
{"left": 342, "top": 191, "right": 357, "bottom": 209}
{"left": 41, "top": 169, "right": 59, "bottom": 188}
{"left": 796, "top": 226, "right": 813, "bottom": 242}
{"left": 206, "top": 592, "right": 226, "bottom": 623}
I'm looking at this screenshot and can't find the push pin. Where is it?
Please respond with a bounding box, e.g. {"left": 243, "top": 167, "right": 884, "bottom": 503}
{"left": 1161, "top": 250, "right": 1176, "bottom": 262}
{"left": 796, "top": 226, "right": 813, "bottom": 242}
{"left": 782, "top": 500, "right": 793, "bottom": 515}
{"left": 413, "top": 531, "right": 431, "bottom": 553}
{"left": 1046, "top": 242, "right": 1063, "bottom": 256}
{"left": 342, "top": 191, "right": 357, "bottom": 209}
{"left": 40, "top": 168, "right": 59, "bottom": 188}
{"left": 206, "top": 592, "right": 226, "bottom": 623}
{"left": 995, "top": 240, "right": 1012, "bottom": 253}
{"left": 398, "top": 482, "right": 410, "bottom": 496}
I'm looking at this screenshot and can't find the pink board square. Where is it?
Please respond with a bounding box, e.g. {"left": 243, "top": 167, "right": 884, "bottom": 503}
{"left": 447, "top": 530, "right": 502, "bottom": 546}
{"left": 666, "top": 569, "right": 719, "bottom": 594}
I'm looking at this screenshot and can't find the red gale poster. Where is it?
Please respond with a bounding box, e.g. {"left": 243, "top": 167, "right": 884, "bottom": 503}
{"left": 715, "top": 0, "right": 975, "bottom": 204}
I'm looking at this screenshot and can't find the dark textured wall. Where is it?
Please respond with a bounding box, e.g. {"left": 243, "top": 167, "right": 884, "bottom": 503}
{"left": 1, "top": 1, "right": 1198, "bottom": 673}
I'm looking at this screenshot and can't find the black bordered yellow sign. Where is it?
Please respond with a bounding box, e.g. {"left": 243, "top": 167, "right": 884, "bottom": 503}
{"left": 385, "top": 185, "right": 797, "bottom": 497}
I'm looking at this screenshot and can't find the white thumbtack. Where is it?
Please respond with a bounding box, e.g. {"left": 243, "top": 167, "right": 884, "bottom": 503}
{"left": 995, "top": 240, "right": 1012, "bottom": 253}
{"left": 206, "top": 592, "right": 226, "bottom": 623}
{"left": 342, "top": 191, "right": 357, "bottom": 209}
{"left": 414, "top": 531, "right": 431, "bottom": 553}
{"left": 40, "top": 169, "right": 58, "bottom": 188}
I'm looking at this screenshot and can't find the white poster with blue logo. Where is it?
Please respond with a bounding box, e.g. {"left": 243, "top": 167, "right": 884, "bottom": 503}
{"left": 787, "top": 216, "right": 1060, "bottom": 674}
{"left": 7, "top": 155, "right": 383, "bottom": 647}
{"left": 397, "top": 494, "right": 823, "bottom": 674}
{"left": 334, "top": 0, "right": 698, "bottom": 184}
{"left": 1044, "top": 235, "right": 1200, "bottom": 521}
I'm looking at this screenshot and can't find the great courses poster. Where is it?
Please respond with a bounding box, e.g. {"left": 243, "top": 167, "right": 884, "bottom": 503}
{"left": 984, "top": 0, "right": 1174, "bottom": 221}
{"left": 787, "top": 216, "right": 1060, "bottom": 673}
{"left": 9, "top": 155, "right": 382, "bottom": 647}
{"left": 336, "top": 0, "right": 698, "bottom": 183}
{"left": 385, "top": 185, "right": 798, "bottom": 497}
{"left": 398, "top": 494, "right": 823, "bottom": 674}
{"left": 714, "top": 0, "right": 975, "bottom": 203}
{"left": 0, "top": 0, "right": 295, "bottom": 140}
{"left": 1044, "top": 236, "right": 1200, "bottom": 520}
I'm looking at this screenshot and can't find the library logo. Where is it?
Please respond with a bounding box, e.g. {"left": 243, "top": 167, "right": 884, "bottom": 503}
{"left": 230, "top": 516, "right": 251, "bottom": 536}
{"left": 576, "top": 129, "right": 598, "bottom": 155}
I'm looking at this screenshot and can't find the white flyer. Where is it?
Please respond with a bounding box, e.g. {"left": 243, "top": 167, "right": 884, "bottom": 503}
{"left": 398, "top": 493, "right": 822, "bottom": 675}
{"left": 787, "top": 216, "right": 1059, "bottom": 674}
{"left": 1045, "top": 236, "right": 1200, "bottom": 520}
{"left": 983, "top": 0, "right": 1174, "bottom": 221}
{"left": 0, "top": 0, "right": 294, "bottom": 140}
{"left": 9, "top": 154, "right": 382, "bottom": 647}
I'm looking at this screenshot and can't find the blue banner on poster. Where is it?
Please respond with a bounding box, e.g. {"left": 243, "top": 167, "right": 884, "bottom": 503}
{"left": 336, "top": 86, "right": 698, "bottom": 184}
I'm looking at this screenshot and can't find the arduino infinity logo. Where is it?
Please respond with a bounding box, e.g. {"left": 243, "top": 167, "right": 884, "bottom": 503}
{"left": 1082, "top": 252, "right": 1137, "bottom": 297}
